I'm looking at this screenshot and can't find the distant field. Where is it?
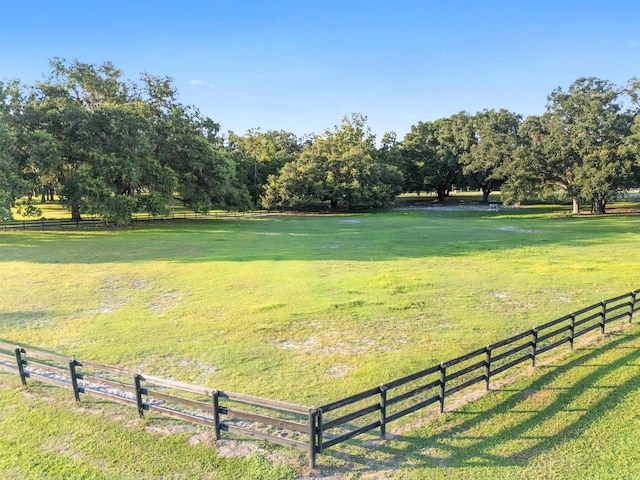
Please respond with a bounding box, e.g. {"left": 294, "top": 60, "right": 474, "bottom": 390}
{"left": 2, "top": 202, "right": 640, "bottom": 478}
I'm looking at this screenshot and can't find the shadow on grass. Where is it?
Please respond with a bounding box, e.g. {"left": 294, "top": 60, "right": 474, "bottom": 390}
{"left": 323, "top": 327, "right": 640, "bottom": 472}
{"left": 1, "top": 209, "right": 638, "bottom": 264}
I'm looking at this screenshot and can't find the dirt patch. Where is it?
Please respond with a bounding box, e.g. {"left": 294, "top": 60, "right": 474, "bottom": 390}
{"left": 498, "top": 226, "right": 544, "bottom": 234}
{"left": 216, "top": 439, "right": 266, "bottom": 457}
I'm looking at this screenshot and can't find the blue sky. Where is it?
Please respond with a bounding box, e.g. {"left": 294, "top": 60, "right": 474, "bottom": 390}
{"left": 1, "top": 1, "right": 639, "bottom": 140}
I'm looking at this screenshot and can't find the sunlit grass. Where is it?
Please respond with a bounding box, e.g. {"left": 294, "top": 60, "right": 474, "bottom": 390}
{"left": 2, "top": 206, "right": 639, "bottom": 404}
{"left": 2, "top": 203, "right": 640, "bottom": 477}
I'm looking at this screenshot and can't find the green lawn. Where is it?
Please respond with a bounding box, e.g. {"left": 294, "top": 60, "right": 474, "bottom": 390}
{"left": 1, "top": 203, "right": 640, "bottom": 477}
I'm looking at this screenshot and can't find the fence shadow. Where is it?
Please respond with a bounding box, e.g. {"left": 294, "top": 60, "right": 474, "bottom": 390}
{"left": 325, "top": 327, "right": 640, "bottom": 473}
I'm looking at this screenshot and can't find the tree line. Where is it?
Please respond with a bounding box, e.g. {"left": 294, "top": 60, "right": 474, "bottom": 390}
{"left": 1, "top": 59, "right": 640, "bottom": 224}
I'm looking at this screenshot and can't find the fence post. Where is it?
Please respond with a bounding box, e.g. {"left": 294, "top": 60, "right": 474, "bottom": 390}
{"left": 569, "top": 314, "right": 576, "bottom": 349}
{"left": 531, "top": 329, "right": 538, "bottom": 367}
{"left": 316, "top": 408, "right": 323, "bottom": 454}
{"left": 14, "top": 347, "right": 27, "bottom": 386}
{"left": 379, "top": 385, "right": 387, "bottom": 439}
{"left": 600, "top": 301, "right": 606, "bottom": 334}
{"left": 134, "top": 375, "right": 145, "bottom": 418}
{"left": 485, "top": 346, "right": 492, "bottom": 390}
{"left": 69, "top": 359, "right": 81, "bottom": 402}
{"left": 629, "top": 292, "right": 636, "bottom": 323}
{"left": 439, "top": 363, "right": 446, "bottom": 414}
{"left": 308, "top": 409, "right": 318, "bottom": 469}
{"left": 212, "top": 390, "right": 221, "bottom": 440}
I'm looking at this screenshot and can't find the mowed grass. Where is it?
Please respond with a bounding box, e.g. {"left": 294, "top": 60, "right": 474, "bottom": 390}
{"left": 2, "top": 204, "right": 640, "bottom": 478}
{"left": 1, "top": 206, "right": 639, "bottom": 405}
{"left": 324, "top": 323, "right": 640, "bottom": 479}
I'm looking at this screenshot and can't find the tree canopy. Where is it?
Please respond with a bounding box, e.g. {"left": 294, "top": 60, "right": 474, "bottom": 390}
{"left": 262, "top": 114, "right": 403, "bottom": 210}
{"left": 1, "top": 60, "right": 640, "bottom": 219}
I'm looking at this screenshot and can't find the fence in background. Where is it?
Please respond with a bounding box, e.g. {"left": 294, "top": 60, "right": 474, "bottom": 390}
{"left": 0, "top": 210, "right": 275, "bottom": 231}
{"left": 1, "top": 290, "right": 638, "bottom": 468}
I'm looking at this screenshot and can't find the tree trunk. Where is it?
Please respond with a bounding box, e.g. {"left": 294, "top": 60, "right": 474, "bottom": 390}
{"left": 481, "top": 187, "right": 491, "bottom": 203}
{"left": 436, "top": 186, "right": 447, "bottom": 201}
{"left": 592, "top": 196, "right": 606, "bottom": 215}
{"left": 572, "top": 198, "right": 580, "bottom": 214}
{"left": 71, "top": 203, "right": 81, "bottom": 220}
{"left": 330, "top": 199, "right": 338, "bottom": 210}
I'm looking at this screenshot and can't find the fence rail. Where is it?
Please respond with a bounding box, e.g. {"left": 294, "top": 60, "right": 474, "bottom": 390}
{"left": 0, "top": 211, "right": 277, "bottom": 231}
{"left": 1, "top": 290, "right": 638, "bottom": 468}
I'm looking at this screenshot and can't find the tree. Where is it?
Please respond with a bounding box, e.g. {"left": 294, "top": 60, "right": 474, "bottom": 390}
{"left": 0, "top": 119, "right": 17, "bottom": 221}
{"left": 401, "top": 113, "right": 474, "bottom": 200}
{"left": 461, "top": 109, "right": 521, "bottom": 203}
{"left": 0, "top": 81, "right": 26, "bottom": 221}
{"left": 227, "top": 129, "right": 301, "bottom": 205}
{"left": 536, "top": 78, "right": 634, "bottom": 214}
{"left": 19, "top": 59, "right": 248, "bottom": 224}
{"left": 262, "top": 114, "right": 403, "bottom": 209}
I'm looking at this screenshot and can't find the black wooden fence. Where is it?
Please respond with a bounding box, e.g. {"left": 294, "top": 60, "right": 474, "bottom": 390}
{"left": 1, "top": 290, "right": 638, "bottom": 468}
{"left": 0, "top": 211, "right": 274, "bottom": 231}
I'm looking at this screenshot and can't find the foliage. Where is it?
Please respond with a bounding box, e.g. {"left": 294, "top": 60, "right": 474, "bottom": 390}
{"left": 227, "top": 129, "right": 302, "bottom": 205}
{"left": 462, "top": 109, "right": 522, "bottom": 203}
{"left": 262, "top": 113, "right": 403, "bottom": 209}
{"left": 8, "top": 59, "right": 249, "bottom": 225}
{"left": 402, "top": 113, "right": 475, "bottom": 200}
{"left": 517, "top": 78, "right": 635, "bottom": 214}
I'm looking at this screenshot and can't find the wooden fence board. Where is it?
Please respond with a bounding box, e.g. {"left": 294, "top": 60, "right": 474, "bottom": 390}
{"left": 218, "top": 391, "right": 311, "bottom": 415}
{"left": 574, "top": 321, "right": 603, "bottom": 338}
{"left": 22, "top": 349, "right": 70, "bottom": 364}
{"left": 606, "top": 311, "right": 630, "bottom": 323}
{"left": 574, "top": 312, "right": 602, "bottom": 328}
{"left": 382, "top": 364, "right": 440, "bottom": 390}
{"left": 23, "top": 370, "right": 73, "bottom": 391}
{"left": 144, "top": 389, "right": 211, "bottom": 410}
{"left": 490, "top": 354, "right": 532, "bottom": 376}
{"left": 605, "top": 293, "right": 631, "bottom": 304}
{"left": 25, "top": 362, "right": 69, "bottom": 377}
{"left": 446, "top": 360, "right": 487, "bottom": 382}
{"left": 80, "top": 387, "right": 140, "bottom": 408}
{"left": 146, "top": 404, "right": 216, "bottom": 429}
{"left": 322, "top": 403, "right": 380, "bottom": 430}
{"left": 0, "top": 362, "right": 18, "bottom": 374}
{"left": 321, "top": 421, "right": 381, "bottom": 449}
{"left": 386, "top": 379, "right": 441, "bottom": 407}
{"left": 79, "top": 360, "right": 135, "bottom": 378}
{"left": 488, "top": 330, "right": 533, "bottom": 350}
{"left": 320, "top": 387, "right": 380, "bottom": 413}
{"left": 80, "top": 374, "right": 137, "bottom": 395}
{"left": 491, "top": 341, "right": 532, "bottom": 363}
{"left": 222, "top": 424, "right": 308, "bottom": 450}
{"left": 536, "top": 314, "right": 572, "bottom": 331}
{"left": 222, "top": 406, "right": 308, "bottom": 433}
{"left": 537, "top": 325, "right": 571, "bottom": 343}
{"left": 385, "top": 395, "right": 440, "bottom": 423}
{"left": 571, "top": 302, "right": 602, "bottom": 317}
{"left": 0, "top": 351, "right": 17, "bottom": 363}
{"left": 536, "top": 337, "right": 571, "bottom": 355}
{"left": 444, "top": 374, "right": 486, "bottom": 396}
{"left": 441, "top": 347, "right": 487, "bottom": 369}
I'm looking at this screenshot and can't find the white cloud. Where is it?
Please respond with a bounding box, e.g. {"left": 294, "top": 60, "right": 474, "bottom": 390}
{"left": 190, "top": 79, "right": 216, "bottom": 88}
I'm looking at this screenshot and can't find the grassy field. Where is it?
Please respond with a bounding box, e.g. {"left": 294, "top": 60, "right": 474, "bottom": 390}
{"left": 2, "top": 200, "right": 640, "bottom": 477}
